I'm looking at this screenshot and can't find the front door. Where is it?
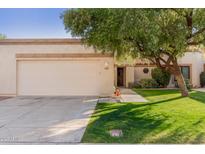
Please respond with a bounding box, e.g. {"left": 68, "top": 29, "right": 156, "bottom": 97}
{"left": 117, "top": 67, "right": 124, "bottom": 87}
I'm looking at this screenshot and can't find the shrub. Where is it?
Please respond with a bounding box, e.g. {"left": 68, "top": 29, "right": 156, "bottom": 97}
{"left": 128, "top": 82, "right": 135, "bottom": 88}
{"left": 185, "top": 79, "right": 192, "bottom": 90}
{"left": 133, "top": 82, "right": 142, "bottom": 88}
{"left": 151, "top": 68, "right": 171, "bottom": 87}
{"left": 200, "top": 72, "right": 205, "bottom": 87}
{"left": 139, "top": 79, "right": 159, "bottom": 88}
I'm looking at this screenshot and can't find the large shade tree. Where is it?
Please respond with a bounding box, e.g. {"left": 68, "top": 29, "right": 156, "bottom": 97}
{"left": 62, "top": 9, "right": 205, "bottom": 96}
{"left": 0, "top": 34, "right": 6, "bottom": 39}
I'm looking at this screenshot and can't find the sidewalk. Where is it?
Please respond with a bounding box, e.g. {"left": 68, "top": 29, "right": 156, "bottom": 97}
{"left": 193, "top": 88, "right": 205, "bottom": 92}
{"left": 97, "top": 88, "right": 148, "bottom": 103}
{"left": 119, "top": 88, "right": 148, "bottom": 102}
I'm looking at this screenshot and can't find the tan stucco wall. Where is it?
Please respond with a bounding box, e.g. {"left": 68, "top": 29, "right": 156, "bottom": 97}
{"left": 114, "top": 67, "right": 117, "bottom": 87}
{"left": 178, "top": 52, "right": 204, "bottom": 87}
{"left": 125, "top": 67, "right": 135, "bottom": 87}
{"left": 134, "top": 66, "right": 155, "bottom": 82}
{"left": 0, "top": 44, "right": 114, "bottom": 96}
{"left": 1, "top": 43, "right": 204, "bottom": 95}
{"left": 132, "top": 52, "right": 205, "bottom": 87}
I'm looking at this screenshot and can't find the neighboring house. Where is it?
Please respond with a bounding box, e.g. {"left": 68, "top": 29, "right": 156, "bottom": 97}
{"left": 0, "top": 39, "right": 204, "bottom": 96}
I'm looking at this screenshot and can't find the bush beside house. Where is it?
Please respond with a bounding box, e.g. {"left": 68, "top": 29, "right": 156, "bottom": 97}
{"left": 133, "top": 68, "right": 192, "bottom": 90}
{"left": 139, "top": 79, "right": 158, "bottom": 88}
{"left": 133, "top": 68, "right": 171, "bottom": 89}
{"left": 151, "top": 68, "right": 171, "bottom": 87}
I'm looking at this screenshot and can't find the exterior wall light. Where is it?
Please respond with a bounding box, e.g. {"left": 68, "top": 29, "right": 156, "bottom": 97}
{"left": 104, "top": 61, "right": 109, "bottom": 70}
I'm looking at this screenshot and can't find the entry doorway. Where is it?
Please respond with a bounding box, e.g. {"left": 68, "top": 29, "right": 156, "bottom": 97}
{"left": 117, "top": 67, "right": 125, "bottom": 87}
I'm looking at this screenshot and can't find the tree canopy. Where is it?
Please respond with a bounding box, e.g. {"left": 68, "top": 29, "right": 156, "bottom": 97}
{"left": 62, "top": 9, "right": 205, "bottom": 96}
{"left": 0, "top": 34, "right": 6, "bottom": 39}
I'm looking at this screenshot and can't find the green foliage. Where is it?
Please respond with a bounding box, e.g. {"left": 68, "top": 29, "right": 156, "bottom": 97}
{"left": 200, "top": 72, "right": 205, "bottom": 87}
{"left": 151, "top": 68, "right": 171, "bottom": 87}
{"left": 62, "top": 9, "right": 205, "bottom": 96}
{"left": 133, "top": 82, "right": 142, "bottom": 88}
{"left": 62, "top": 9, "right": 205, "bottom": 59}
{"left": 139, "top": 79, "right": 159, "bottom": 88}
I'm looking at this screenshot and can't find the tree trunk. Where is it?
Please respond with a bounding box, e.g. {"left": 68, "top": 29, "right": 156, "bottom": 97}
{"left": 154, "top": 55, "right": 189, "bottom": 97}
{"left": 173, "top": 67, "right": 189, "bottom": 97}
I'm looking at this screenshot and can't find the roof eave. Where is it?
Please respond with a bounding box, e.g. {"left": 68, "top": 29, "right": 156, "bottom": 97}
{"left": 0, "top": 38, "right": 82, "bottom": 45}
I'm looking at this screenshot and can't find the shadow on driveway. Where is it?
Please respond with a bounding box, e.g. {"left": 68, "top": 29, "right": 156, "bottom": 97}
{"left": 0, "top": 96, "right": 97, "bottom": 144}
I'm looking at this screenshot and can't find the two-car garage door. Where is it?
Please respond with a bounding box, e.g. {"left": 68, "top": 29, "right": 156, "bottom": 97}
{"left": 17, "top": 59, "right": 113, "bottom": 96}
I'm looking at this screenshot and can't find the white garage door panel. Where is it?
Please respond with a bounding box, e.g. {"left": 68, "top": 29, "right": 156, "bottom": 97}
{"left": 17, "top": 60, "right": 103, "bottom": 96}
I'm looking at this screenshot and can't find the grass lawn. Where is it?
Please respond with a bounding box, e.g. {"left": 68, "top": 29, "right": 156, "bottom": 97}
{"left": 82, "top": 89, "right": 205, "bottom": 144}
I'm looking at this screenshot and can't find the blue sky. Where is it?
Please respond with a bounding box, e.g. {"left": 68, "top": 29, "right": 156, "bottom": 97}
{"left": 0, "top": 8, "right": 72, "bottom": 38}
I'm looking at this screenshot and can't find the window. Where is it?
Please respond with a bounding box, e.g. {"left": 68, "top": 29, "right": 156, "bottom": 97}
{"left": 180, "top": 66, "right": 190, "bottom": 80}
{"left": 173, "top": 66, "right": 191, "bottom": 87}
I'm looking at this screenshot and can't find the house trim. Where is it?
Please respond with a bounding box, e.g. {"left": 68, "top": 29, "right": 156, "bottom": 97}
{"left": 16, "top": 53, "right": 113, "bottom": 59}
{"left": 0, "top": 93, "right": 16, "bottom": 97}
{"left": 0, "top": 39, "right": 81, "bottom": 45}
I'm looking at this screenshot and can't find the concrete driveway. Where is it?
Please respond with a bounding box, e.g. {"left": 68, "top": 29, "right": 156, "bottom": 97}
{"left": 0, "top": 96, "right": 98, "bottom": 144}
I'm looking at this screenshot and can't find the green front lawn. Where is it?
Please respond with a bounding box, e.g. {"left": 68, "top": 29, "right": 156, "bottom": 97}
{"left": 82, "top": 89, "right": 205, "bottom": 143}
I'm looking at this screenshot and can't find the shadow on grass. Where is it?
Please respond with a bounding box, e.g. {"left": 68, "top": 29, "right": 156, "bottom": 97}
{"left": 152, "top": 125, "right": 205, "bottom": 144}
{"left": 82, "top": 91, "right": 205, "bottom": 144}
{"left": 82, "top": 96, "right": 184, "bottom": 143}
{"left": 189, "top": 91, "right": 205, "bottom": 104}
{"left": 93, "top": 96, "right": 183, "bottom": 116}
{"left": 82, "top": 103, "right": 170, "bottom": 143}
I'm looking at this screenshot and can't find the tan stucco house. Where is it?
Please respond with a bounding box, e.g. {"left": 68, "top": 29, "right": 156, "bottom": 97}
{"left": 116, "top": 51, "right": 205, "bottom": 89}
{"left": 0, "top": 39, "right": 204, "bottom": 96}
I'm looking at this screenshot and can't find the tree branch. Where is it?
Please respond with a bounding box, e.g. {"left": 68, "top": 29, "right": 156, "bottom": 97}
{"left": 186, "top": 9, "right": 193, "bottom": 39}
{"left": 166, "top": 56, "right": 173, "bottom": 66}
{"left": 158, "top": 57, "right": 167, "bottom": 64}
{"left": 147, "top": 58, "right": 155, "bottom": 64}
{"left": 155, "top": 58, "right": 163, "bottom": 68}
{"left": 187, "top": 40, "right": 205, "bottom": 45}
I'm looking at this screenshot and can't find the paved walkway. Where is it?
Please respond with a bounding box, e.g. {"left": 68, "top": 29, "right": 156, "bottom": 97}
{"left": 193, "top": 88, "right": 205, "bottom": 92}
{"left": 119, "top": 88, "right": 148, "bottom": 102}
{"left": 0, "top": 97, "right": 12, "bottom": 101}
